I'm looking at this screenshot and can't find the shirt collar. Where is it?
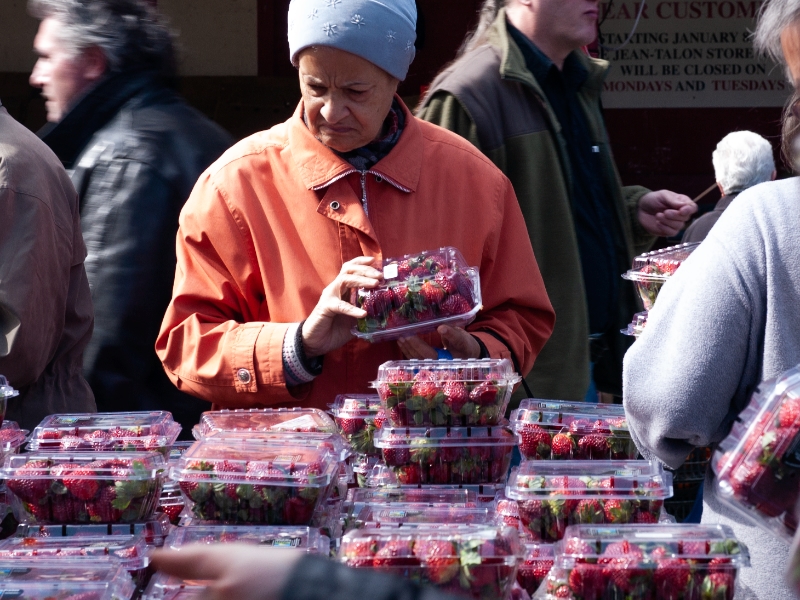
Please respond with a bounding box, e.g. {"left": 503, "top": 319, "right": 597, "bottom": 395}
{"left": 506, "top": 22, "right": 589, "bottom": 92}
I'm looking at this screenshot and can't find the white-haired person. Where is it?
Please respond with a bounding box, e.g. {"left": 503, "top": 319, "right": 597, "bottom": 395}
{"left": 683, "top": 131, "right": 776, "bottom": 243}
{"left": 623, "top": 1, "right": 800, "bottom": 598}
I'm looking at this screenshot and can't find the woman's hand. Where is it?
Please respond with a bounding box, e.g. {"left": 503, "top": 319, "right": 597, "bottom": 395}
{"left": 150, "top": 544, "right": 303, "bottom": 600}
{"left": 302, "top": 256, "right": 382, "bottom": 358}
{"left": 396, "top": 325, "right": 482, "bottom": 360}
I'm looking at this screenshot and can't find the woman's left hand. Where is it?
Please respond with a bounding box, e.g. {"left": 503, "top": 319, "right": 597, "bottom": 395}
{"left": 397, "top": 325, "right": 481, "bottom": 360}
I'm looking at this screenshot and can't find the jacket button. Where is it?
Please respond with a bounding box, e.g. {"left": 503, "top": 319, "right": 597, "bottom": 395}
{"left": 330, "top": 201, "right": 341, "bottom": 210}
{"left": 237, "top": 369, "right": 251, "bottom": 384}
{"left": 375, "top": 176, "right": 383, "bottom": 183}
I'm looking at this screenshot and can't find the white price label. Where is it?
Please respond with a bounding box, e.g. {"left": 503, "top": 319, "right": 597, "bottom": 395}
{"left": 383, "top": 263, "right": 399, "bottom": 280}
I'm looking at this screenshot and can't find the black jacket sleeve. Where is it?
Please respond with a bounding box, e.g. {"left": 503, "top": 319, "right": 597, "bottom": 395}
{"left": 282, "top": 556, "right": 465, "bottom": 600}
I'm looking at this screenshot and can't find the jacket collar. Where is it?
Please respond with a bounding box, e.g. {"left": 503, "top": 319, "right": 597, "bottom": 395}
{"left": 39, "top": 69, "right": 160, "bottom": 169}
{"left": 716, "top": 193, "right": 738, "bottom": 211}
{"left": 288, "top": 95, "right": 421, "bottom": 194}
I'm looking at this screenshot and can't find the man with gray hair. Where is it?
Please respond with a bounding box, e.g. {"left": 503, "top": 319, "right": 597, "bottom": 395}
{"left": 28, "top": 0, "right": 232, "bottom": 431}
{"left": 683, "top": 131, "right": 776, "bottom": 243}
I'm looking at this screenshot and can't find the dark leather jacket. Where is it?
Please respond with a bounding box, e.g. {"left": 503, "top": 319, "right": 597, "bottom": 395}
{"left": 40, "top": 70, "right": 233, "bottom": 433}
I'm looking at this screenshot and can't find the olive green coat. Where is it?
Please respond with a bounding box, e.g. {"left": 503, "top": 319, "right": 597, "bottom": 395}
{"left": 417, "top": 11, "right": 654, "bottom": 399}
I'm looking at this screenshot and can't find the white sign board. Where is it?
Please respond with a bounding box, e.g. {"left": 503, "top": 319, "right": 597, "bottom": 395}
{"left": 598, "top": 0, "right": 790, "bottom": 108}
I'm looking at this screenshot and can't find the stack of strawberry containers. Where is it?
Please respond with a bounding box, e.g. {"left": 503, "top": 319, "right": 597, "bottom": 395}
{"left": 0, "top": 410, "right": 181, "bottom": 598}
{"left": 506, "top": 400, "right": 675, "bottom": 597}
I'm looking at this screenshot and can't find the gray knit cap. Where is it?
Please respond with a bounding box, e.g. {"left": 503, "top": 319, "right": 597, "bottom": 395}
{"left": 288, "top": 0, "right": 417, "bottom": 81}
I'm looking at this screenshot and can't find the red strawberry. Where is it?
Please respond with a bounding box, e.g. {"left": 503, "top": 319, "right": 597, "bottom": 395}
{"left": 26, "top": 501, "right": 51, "bottom": 522}
{"left": 63, "top": 468, "right": 100, "bottom": 501}
{"left": 373, "top": 410, "right": 387, "bottom": 429}
{"left": 563, "top": 537, "right": 595, "bottom": 559}
{"left": 701, "top": 572, "right": 734, "bottom": 600}
{"left": 411, "top": 378, "right": 439, "bottom": 400}
{"left": 382, "top": 444, "right": 410, "bottom": 467}
{"left": 551, "top": 433, "right": 576, "bottom": 459}
{"left": 568, "top": 563, "right": 606, "bottom": 598}
{"left": 410, "top": 266, "right": 430, "bottom": 278}
{"left": 419, "top": 280, "right": 446, "bottom": 307}
{"left": 778, "top": 397, "right": 800, "bottom": 428}
{"left": 50, "top": 494, "right": 81, "bottom": 522}
{"left": 361, "top": 289, "right": 392, "bottom": 318}
{"left": 634, "top": 510, "right": 658, "bottom": 524}
{"left": 83, "top": 430, "right": 111, "bottom": 449}
{"left": 654, "top": 558, "right": 693, "bottom": 599}
{"left": 395, "top": 463, "right": 421, "bottom": 485}
{"left": 374, "top": 540, "right": 418, "bottom": 568}
{"left": 87, "top": 486, "right": 121, "bottom": 522}
{"left": 443, "top": 380, "right": 469, "bottom": 414}
{"left": 440, "top": 294, "right": 471, "bottom": 316}
{"left": 396, "top": 260, "right": 413, "bottom": 278}
{"left": 390, "top": 283, "right": 409, "bottom": 308}
{"left": 519, "top": 424, "right": 552, "bottom": 459}
{"left": 577, "top": 434, "right": 610, "bottom": 459}
{"left": 337, "top": 417, "right": 365, "bottom": 436}
{"left": 599, "top": 541, "right": 646, "bottom": 593}
{"left": 708, "top": 557, "right": 733, "bottom": 574}
{"left": 434, "top": 272, "right": 457, "bottom": 295}
{"left": 592, "top": 419, "right": 612, "bottom": 435}
{"left": 470, "top": 381, "right": 499, "bottom": 406}
{"left": 451, "top": 271, "right": 475, "bottom": 303}
{"left": 574, "top": 499, "right": 604, "bottom": 524}
{"left": 344, "top": 539, "right": 377, "bottom": 567}
{"left": 414, "top": 540, "right": 459, "bottom": 584}
{"left": 7, "top": 460, "right": 51, "bottom": 503}
{"left": 283, "top": 496, "right": 315, "bottom": 525}
{"left": 59, "top": 435, "right": 84, "bottom": 450}
{"left": 603, "top": 499, "right": 633, "bottom": 524}
{"left": 424, "top": 255, "right": 447, "bottom": 273}
{"left": 386, "top": 310, "right": 411, "bottom": 329}
{"left": 569, "top": 419, "right": 594, "bottom": 435}
{"left": 517, "top": 554, "right": 554, "bottom": 594}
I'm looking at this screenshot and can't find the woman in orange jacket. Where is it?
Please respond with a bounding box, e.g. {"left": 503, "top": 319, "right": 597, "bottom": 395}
{"left": 155, "top": 0, "right": 555, "bottom": 411}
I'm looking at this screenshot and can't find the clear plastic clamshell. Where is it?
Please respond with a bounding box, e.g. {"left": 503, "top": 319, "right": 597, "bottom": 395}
{"left": 330, "top": 394, "right": 385, "bottom": 457}
{"left": 505, "top": 460, "right": 673, "bottom": 542}
{"left": 516, "top": 542, "right": 555, "bottom": 597}
{"left": 170, "top": 439, "right": 340, "bottom": 525}
{"left": 373, "top": 359, "right": 521, "bottom": 427}
{"left": 143, "top": 572, "right": 205, "bottom": 600}
{"left": 352, "top": 246, "right": 482, "bottom": 343}
{"left": 193, "top": 408, "right": 336, "bottom": 439}
{"left": 374, "top": 425, "right": 516, "bottom": 485}
{"left": 16, "top": 512, "right": 173, "bottom": 547}
{"left": 714, "top": 364, "right": 800, "bottom": 540}
{"left": 538, "top": 524, "right": 748, "bottom": 599}
{"left": 510, "top": 399, "right": 637, "bottom": 461}
{"left": 165, "top": 525, "right": 329, "bottom": 553}
{"left": 0, "top": 561, "right": 136, "bottom": 599}
{"left": 27, "top": 411, "right": 181, "bottom": 454}
{"left": 622, "top": 242, "right": 700, "bottom": 311}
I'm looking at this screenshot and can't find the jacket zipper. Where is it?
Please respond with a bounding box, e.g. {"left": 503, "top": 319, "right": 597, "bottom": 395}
{"left": 360, "top": 170, "right": 368, "bottom": 217}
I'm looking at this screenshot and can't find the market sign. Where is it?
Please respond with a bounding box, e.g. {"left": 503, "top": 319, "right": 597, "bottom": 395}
{"left": 598, "top": 0, "right": 791, "bottom": 108}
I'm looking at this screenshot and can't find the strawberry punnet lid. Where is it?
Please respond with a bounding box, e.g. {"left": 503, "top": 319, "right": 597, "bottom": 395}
{"left": 28, "top": 411, "right": 181, "bottom": 452}
{"left": 373, "top": 358, "right": 519, "bottom": 385}
{"left": 143, "top": 572, "right": 205, "bottom": 600}
{"left": 0, "top": 561, "right": 136, "bottom": 599}
{"left": 627, "top": 242, "right": 700, "bottom": 278}
{"left": 193, "top": 408, "right": 336, "bottom": 439}
{"left": 353, "top": 503, "right": 494, "bottom": 526}
{"left": 16, "top": 513, "right": 173, "bottom": 544}
{"left": 330, "top": 394, "right": 383, "bottom": 418}
{"left": 512, "top": 399, "right": 630, "bottom": 432}
{"left": 0, "top": 421, "right": 28, "bottom": 453}
{"left": 506, "top": 460, "right": 673, "bottom": 500}
{"left": 2, "top": 450, "right": 166, "bottom": 480}
{"left": 351, "top": 247, "right": 483, "bottom": 343}
{"left": 0, "top": 376, "right": 19, "bottom": 400}
{"left": 347, "top": 487, "right": 478, "bottom": 506}
{"left": 374, "top": 425, "right": 517, "bottom": 449}
{"left": 556, "top": 523, "right": 749, "bottom": 565}
{"left": 165, "top": 525, "right": 328, "bottom": 554}
{"left": 0, "top": 533, "right": 148, "bottom": 570}
{"left": 170, "top": 439, "right": 339, "bottom": 488}
{"left": 186, "top": 430, "right": 349, "bottom": 461}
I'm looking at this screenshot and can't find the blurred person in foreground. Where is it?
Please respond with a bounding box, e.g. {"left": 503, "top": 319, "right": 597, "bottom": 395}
{"left": 28, "top": 0, "right": 233, "bottom": 432}
{"left": 682, "top": 131, "right": 776, "bottom": 244}
{"left": 156, "top": 0, "right": 554, "bottom": 409}
{"left": 622, "top": 1, "right": 800, "bottom": 597}
{"left": 152, "top": 544, "right": 462, "bottom": 600}
{"left": 418, "top": 0, "right": 697, "bottom": 402}
{"left": 0, "top": 102, "right": 94, "bottom": 429}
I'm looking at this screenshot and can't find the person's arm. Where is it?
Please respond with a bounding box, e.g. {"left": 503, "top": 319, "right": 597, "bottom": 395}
{"left": 0, "top": 187, "right": 73, "bottom": 388}
{"left": 622, "top": 224, "right": 759, "bottom": 468}
{"left": 151, "top": 545, "right": 465, "bottom": 600}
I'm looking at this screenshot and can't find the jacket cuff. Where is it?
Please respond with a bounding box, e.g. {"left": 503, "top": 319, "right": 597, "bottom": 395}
{"left": 283, "top": 323, "right": 323, "bottom": 387}
{"left": 470, "top": 331, "right": 512, "bottom": 361}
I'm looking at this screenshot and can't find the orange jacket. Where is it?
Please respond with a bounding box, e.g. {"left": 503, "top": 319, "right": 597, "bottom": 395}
{"left": 156, "top": 98, "right": 555, "bottom": 410}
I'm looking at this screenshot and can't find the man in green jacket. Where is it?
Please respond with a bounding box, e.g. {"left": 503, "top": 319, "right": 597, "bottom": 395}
{"left": 417, "top": 0, "right": 697, "bottom": 400}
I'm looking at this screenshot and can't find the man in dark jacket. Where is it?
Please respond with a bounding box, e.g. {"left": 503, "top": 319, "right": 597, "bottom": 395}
{"left": 28, "top": 0, "right": 233, "bottom": 432}
{"left": 418, "top": 0, "right": 697, "bottom": 399}
{"left": 683, "top": 130, "right": 776, "bottom": 244}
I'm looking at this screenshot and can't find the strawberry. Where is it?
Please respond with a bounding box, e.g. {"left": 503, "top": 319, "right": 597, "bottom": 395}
{"left": 440, "top": 294, "right": 471, "bottom": 316}
{"left": 577, "top": 434, "right": 610, "bottom": 460}
{"left": 283, "top": 496, "right": 315, "bottom": 525}
{"left": 603, "top": 499, "right": 633, "bottom": 524}
{"left": 87, "top": 486, "right": 121, "bottom": 522}
{"left": 360, "top": 289, "right": 392, "bottom": 318}
{"left": 778, "top": 397, "right": 800, "bottom": 428}
{"left": 414, "top": 540, "right": 459, "bottom": 584}
{"left": 568, "top": 562, "right": 606, "bottom": 598}
{"left": 633, "top": 510, "right": 658, "bottom": 524}
{"left": 60, "top": 435, "right": 84, "bottom": 450}
{"left": 563, "top": 537, "right": 595, "bottom": 560}
{"left": 26, "top": 501, "right": 51, "bottom": 522}
{"left": 569, "top": 419, "right": 594, "bottom": 435}
{"left": 592, "top": 419, "right": 612, "bottom": 435}
{"left": 386, "top": 309, "right": 411, "bottom": 329}
{"left": 7, "top": 460, "right": 51, "bottom": 503}
{"left": 374, "top": 540, "right": 418, "bottom": 568}
{"left": 654, "top": 558, "right": 693, "bottom": 600}
{"left": 517, "top": 554, "right": 554, "bottom": 594}
{"left": 410, "top": 266, "right": 429, "bottom": 278}
{"left": 519, "top": 424, "right": 552, "bottom": 459}
{"left": 469, "top": 381, "right": 499, "bottom": 406}
{"left": 420, "top": 280, "right": 446, "bottom": 307}
{"left": 337, "top": 416, "right": 365, "bottom": 436}
{"left": 390, "top": 283, "right": 409, "bottom": 308}
{"left": 83, "top": 430, "right": 111, "bottom": 449}
{"left": 701, "top": 572, "right": 734, "bottom": 600}
{"left": 63, "top": 467, "right": 100, "bottom": 501}
{"left": 373, "top": 410, "right": 387, "bottom": 429}
{"left": 50, "top": 494, "right": 81, "bottom": 522}
{"left": 574, "top": 499, "right": 604, "bottom": 524}
{"left": 395, "top": 463, "right": 421, "bottom": 485}
{"left": 382, "top": 445, "right": 410, "bottom": 467}
{"left": 451, "top": 271, "right": 475, "bottom": 303}
{"left": 396, "top": 260, "right": 413, "bottom": 279}
{"left": 680, "top": 540, "right": 709, "bottom": 556}
{"left": 434, "top": 272, "right": 457, "bottom": 295}
{"left": 599, "top": 541, "right": 646, "bottom": 593}
{"left": 411, "top": 378, "right": 439, "bottom": 400}
{"left": 424, "top": 255, "right": 447, "bottom": 273}
{"left": 551, "top": 433, "right": 576, "bottom": 459}
{"left": 344, "top": 539, "right": 377, "bottom": 567}
{"left": 443, "top": 380, "right": 469, "bottom": 414}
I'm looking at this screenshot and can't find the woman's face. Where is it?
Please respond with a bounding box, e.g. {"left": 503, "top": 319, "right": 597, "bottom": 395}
{"left": 298, "top": 46, "right": 400, "bottom": 153}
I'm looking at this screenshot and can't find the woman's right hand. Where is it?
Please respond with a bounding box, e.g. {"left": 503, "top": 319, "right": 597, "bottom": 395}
{"left": 301, "top": 256, "right": 382, "bottom": 358}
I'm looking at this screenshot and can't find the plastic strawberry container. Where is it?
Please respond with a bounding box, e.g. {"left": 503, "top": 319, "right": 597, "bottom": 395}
{"left": 0, "top": 376, "right": 18, "bottom": 425}
{"left": 0, "top": 534, "right": 149, "bottom": 586}
{"left": 374, "top": 425, "right": 516, "bottom": 485}
{"left": 27, "top": 411, "right": 181, "bottom": 454}
{"left": 193, "top": 407, "right": 336, "bottom": 439}
{"left": 143, "top": 573, "right": 205, "bottom": 600}
{"left": 165, "top": 524, "right": 329, "bottom": 553}
{"left": 170, "top": 438, "right": 339, "bottom": 525}
{"left": 347, "top": 487, "right": 479, "bottom": 507}
{"left": 713, "top": 364, "right": 800, "bottom": 540}
{"left": 510, "top": 400, "right": 638, "bottom": 461}
{"left": 352, "top": 247, "right": 482, "bottom": 343}
{"left": 0, "top": 421, "right": 29, "bottom": 463}
{"left": 373, "top": 359, "right": 521, "bottom": 427}
{"left": 517, "top": 542, "right": 555, "bottom": 597}
{"left": 505, "top": 460, "right": 673, "bottom": 542}
{"left": 157, "top": 480, "right": 185, "bottom": 525}
{"left": 352, "top": 503, "right": 494, "bottom": 528}
{"left": 621, "top": 242, "right": 700, "bottom": 310}
{"left": 2, "top": 451, "right": 165, "bottom": 525}
{"left": 538, "top": 524, "right": 748, "bottom": 600}
{"left": 17, "top": 512, "right": 173, "bottom": 548}
{"left": 330, "top": 394, "right": 385, "bottom": 457}
{"left": 621, "top": 311, "right": 648, "bottom": 338}
{"left": 186, "top": 430, "right": 350, "bottom": 463}
{"left": 340, "top": 524, "right": 520, "bottom": 600}
{"left": 0, "top": 561, "right": 136, "bottom": 600}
